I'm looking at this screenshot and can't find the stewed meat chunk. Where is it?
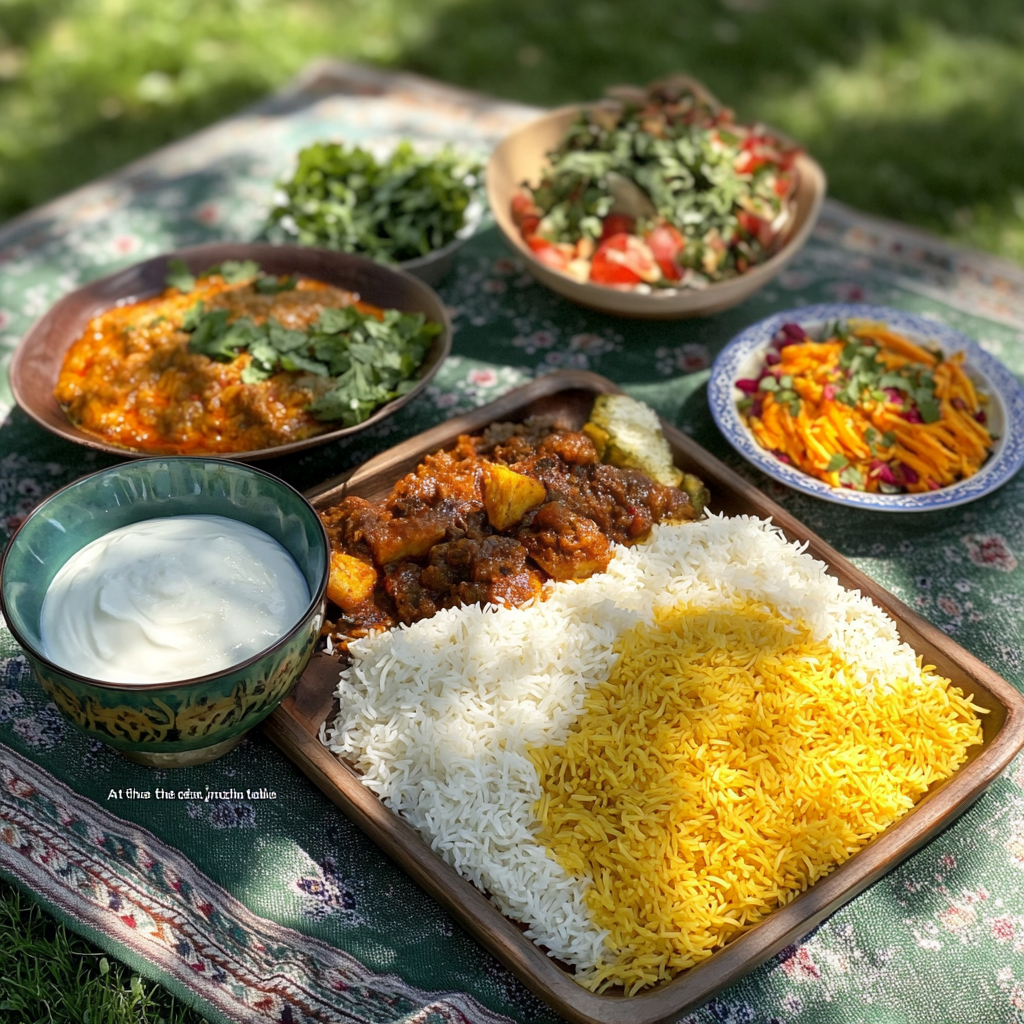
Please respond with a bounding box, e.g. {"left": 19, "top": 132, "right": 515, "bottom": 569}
{"left": 319, "top": 416, "right": 702, "bottom": 645}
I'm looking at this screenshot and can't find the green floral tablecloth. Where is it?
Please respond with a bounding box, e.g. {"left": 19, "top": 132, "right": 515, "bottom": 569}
{"left": 3, "top": 62, "right": 1024, "bottom": 1024}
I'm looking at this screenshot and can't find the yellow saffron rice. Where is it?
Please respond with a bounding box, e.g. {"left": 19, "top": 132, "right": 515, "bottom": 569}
{"left": 528, "top": 598, "right": 984, "bottom": 995}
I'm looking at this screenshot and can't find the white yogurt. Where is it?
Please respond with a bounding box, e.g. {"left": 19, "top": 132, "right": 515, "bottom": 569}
{"left": 40, "top": 514, "right": 310, "bottom": 684}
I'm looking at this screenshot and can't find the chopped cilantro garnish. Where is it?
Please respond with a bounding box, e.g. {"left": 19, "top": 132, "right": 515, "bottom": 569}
{"left": 188, "top": 308, "right": 234, "bottom": 361}
{"left": 166, "top": 258, "right": 195, "bottom": 292}
{"left": 217, "top": 259, "right": 261, "bottom": 284}
{"left": 877, "top": 371, "right": 908, "bottom": 391}
{"left": 254, "top": 274, "right": 297, "bottom": 295}
{"left": 826, "top": 453, "right": 849, "bottom": 472}
{"left": 181, "top": 301, "right": 204, "bottom": 332}
{"left": 178, "top": 262, "right": 438, "bottom": 427}
{"left": 839, "top": 464, "right": 865, "bottom": 489}
{"left": 167, "top": 257, "right": 270, "bottom": 292}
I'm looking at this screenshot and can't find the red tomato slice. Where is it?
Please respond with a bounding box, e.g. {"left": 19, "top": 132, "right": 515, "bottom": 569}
{"left": 519, "top": 215, "right": 541, "bottom": 237}
{"left": 773, "top": 171, "right": 795, "bottom": 198}
{"left": 736, "top": 210, "right": 776, "bottom": 248}
{"left": 511, "top": 191, "right": 542, "bottom": 228}
{"left": 600, "top": 214, "right": 636, "bottom": 240}
{"left": 734, "top": 151, "right": 768, "bottom": 175}
{"left": 644, "top": 223, "right": 685, "bottom": 281}
{"left": 590, "top": 233, "right": 661, "bottom": 286}
{"left": 528, "top": 236, "right": 574, "bottom": 271}
{"left": 736, "top": 210, "right": 759, "bottom": 235}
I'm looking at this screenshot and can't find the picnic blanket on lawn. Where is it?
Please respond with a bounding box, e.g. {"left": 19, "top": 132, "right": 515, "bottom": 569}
{"left": 3, "top": 62, "right": 1024, "bottom": 1024}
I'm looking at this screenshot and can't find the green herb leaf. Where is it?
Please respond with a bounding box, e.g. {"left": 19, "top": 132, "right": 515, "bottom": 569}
{"left": 280, "top": 351, "right": 331, "bottom": 377}
{"left": 918, "top": 398, "right": 942, "bottom": 423}
{"left": 838, "top": 341, "right": 861, "bottom": 369}
{"left": 825, "top": 453, "right": 849, "bottom": 471}
{"left": 254, "top": 274, "right": 297, "bottom": 295}
{"left": 187, "top": 308, "right": 234, "bottom": 360}
{"left": 181, "top": 301, "right": 204, "bottom": 332}
{"left": 220, "top": 317, "right": 260, "bottom": 352}
{"left": 877, "top": 372, "right": 908, "bottom": 391}
{"left": 241, "top": 361, "right": 273, "bottom": 385}
{"left": 178, "top": 264, "right": 437, "bottom": 426}
{"left": 266, "top": 319, "right": 308, "bottom": 353}
{"left": 839, "top": 464, "right": 865, "bottom": 489}
{"left": 166, "top": 258, "right": 195, "bottom": 292}
{"left": 317, "top": 306, "right": 359, "bottom": 335}
{"left": 217, "top": 259, "right": 260, "bottom": 284}
{"left": 758, "top": 376, "right": 778, "bottom": 392}
{"left": 246, "top": 330, "right": 279, "bottom": 372}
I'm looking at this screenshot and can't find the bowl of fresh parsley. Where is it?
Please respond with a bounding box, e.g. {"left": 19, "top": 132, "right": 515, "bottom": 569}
{"left": 268, "top": 141, "right": 482, "bottom": 286}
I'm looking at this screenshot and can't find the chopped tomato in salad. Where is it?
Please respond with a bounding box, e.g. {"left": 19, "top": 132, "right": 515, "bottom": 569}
{"left": 513, "top": 78, "right": 801, "bottom": 292}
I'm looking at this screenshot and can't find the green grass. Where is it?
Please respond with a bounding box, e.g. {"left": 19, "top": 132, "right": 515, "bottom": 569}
{"left": 2, "top": 0, "right": 1024, "bottom": 1018}
{"left": 1, "top": 0, "right": 1024, "bottom": 262}
{"left": 0, "top": 877, "right": 209, "bottom": 1024}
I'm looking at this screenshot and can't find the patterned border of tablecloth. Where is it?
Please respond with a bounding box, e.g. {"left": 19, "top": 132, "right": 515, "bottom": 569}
{"left": 2, "top": 740, "right": 516, "bottom": 1024}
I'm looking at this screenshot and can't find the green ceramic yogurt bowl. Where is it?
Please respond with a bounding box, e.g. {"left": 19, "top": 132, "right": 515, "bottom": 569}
{"left": 0, "top": 457, "right": 328, "bottom": 767}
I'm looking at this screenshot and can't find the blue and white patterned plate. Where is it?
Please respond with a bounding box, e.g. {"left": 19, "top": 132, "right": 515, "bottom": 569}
{"left": 708, "top": 303, "right": 1024, "bottom": 511}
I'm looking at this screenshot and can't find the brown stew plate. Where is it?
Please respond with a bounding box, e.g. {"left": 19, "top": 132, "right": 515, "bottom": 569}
{"left": 263, "top": 369, "right": 1024, "bottom": 1024}
{"left": 9, "top": 242, "right": 452, "bottom": 462}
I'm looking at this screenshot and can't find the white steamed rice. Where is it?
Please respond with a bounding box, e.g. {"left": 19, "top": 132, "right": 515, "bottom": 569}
{"left": 322, "top": 515, "right": 929, "bottom": 972}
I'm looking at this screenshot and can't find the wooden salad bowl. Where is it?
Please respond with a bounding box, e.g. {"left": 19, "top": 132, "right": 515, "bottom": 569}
{"left": 486, "top": 76, "right": 826, "bottom": 319}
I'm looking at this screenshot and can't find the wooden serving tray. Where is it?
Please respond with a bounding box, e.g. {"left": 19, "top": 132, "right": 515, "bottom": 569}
{"left": 263, "top": 369, "right": 1024, "bottom": 1024}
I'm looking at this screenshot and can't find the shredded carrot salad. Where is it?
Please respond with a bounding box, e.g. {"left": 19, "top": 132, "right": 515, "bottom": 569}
{"left": 736, "top": 318, "right": 995, "bottom": 493}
